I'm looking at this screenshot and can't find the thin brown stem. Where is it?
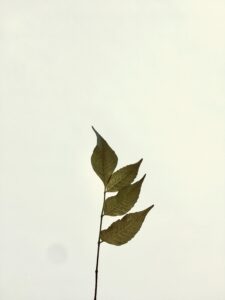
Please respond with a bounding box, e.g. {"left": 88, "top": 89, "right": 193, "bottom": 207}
{"left": 94, "top": 189, "right": 106, "bottom": 300}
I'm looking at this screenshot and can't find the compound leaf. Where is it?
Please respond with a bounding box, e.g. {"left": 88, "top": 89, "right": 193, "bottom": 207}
{"left": 91, "top": 127, "right": 118, "bottom": 186}
{"left": 100, "top": 205, "right": 154, "bottom": 246}
{"left": 106, "top": 159, "right": 142, "bottom": 192}
{"left": 104, "top": 175, "right": 146, "bottom": 216}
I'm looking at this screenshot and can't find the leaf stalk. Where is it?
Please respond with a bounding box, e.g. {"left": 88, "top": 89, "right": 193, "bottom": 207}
{"left": 94, "top": 189, "right": 106, "bottom": 300}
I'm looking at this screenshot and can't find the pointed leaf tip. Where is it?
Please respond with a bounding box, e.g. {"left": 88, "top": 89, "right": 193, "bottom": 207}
{"left": 141, "top": 173, "right": 146, "bottom": 181}
{"left": 92, "top": 126, "right": 98, "bottom": 134}
{"left": 147, "top": 204, "right": 154, "bottom": 211}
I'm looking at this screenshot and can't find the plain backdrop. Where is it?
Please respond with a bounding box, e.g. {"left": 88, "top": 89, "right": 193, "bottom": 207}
{"left": 0, "top": 0, "right": 225, "bottom": 299}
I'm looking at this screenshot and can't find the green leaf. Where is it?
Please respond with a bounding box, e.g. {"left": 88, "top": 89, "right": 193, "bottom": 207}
{"left": 91, "top": 127, "right": 118, "bottom": 186}
{"left": 106, "top": 159, "right": 143, "bottom": 192}
{"left": 100, "top": 205, "right": 154, "bottom": 246}
{"left": 104, "top": 175, "right": 146, "bottom": 216}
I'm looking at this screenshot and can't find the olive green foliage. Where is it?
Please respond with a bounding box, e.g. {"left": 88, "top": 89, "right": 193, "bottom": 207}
{"left": 104, "top": 175, "right": 146, "bottom": 216}
{"left": 91, "top": 127, "right": 118, "bottom": 186}
{"left": 91, "top": 127, "right": 154, "bottom": 246}
{"left": 100, "top": 206, "right": 154, "bottom": 246}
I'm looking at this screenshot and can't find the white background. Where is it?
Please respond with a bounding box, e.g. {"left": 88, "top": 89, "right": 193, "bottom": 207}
{"left": 0, "top": 0, "right": 225, "bottom": 299}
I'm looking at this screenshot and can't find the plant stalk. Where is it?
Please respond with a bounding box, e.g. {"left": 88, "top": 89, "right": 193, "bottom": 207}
{"left": 94, "top": 189, "right": 106, "bottom": 300}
